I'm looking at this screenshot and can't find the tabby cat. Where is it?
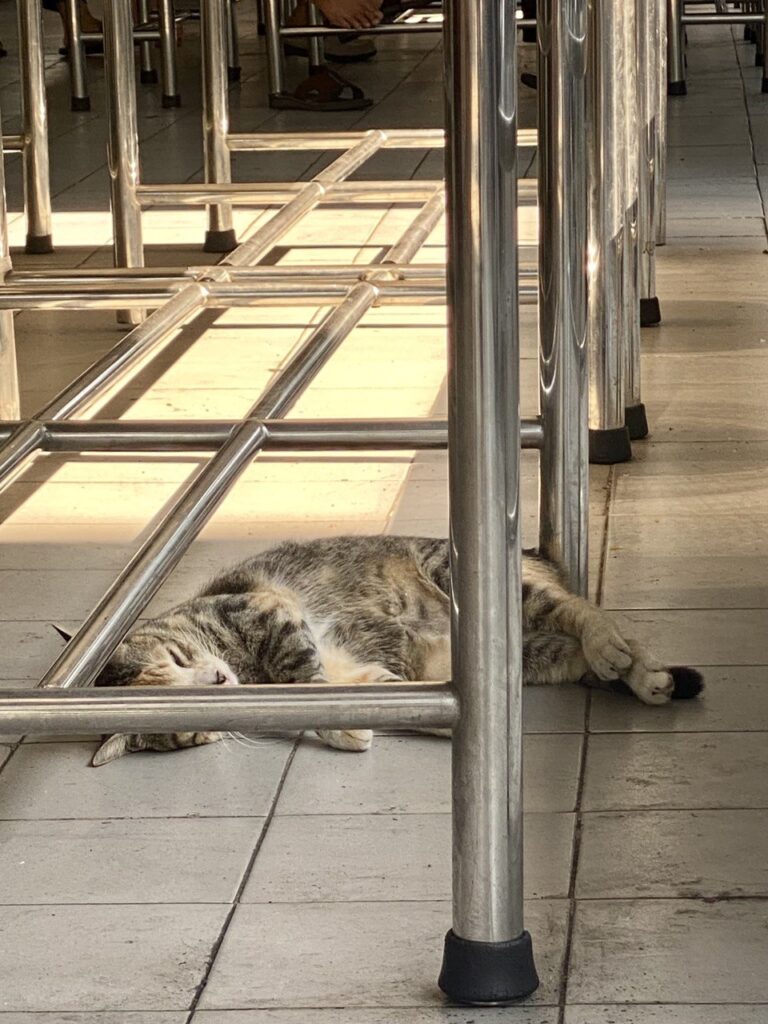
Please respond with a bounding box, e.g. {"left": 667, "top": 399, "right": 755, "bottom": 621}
{"left": 77, "top": 536, "right": 703, "bottom": 765}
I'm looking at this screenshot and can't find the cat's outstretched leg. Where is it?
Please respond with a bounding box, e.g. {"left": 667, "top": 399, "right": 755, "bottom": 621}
{"left": 521, "top": 556, "right": 703, "bottom": 704}
{"left": 315, "top": 665, "right": 400, "bottom": 753}
{"left": 523, "top": 557, "right": 634, "bottom": 681}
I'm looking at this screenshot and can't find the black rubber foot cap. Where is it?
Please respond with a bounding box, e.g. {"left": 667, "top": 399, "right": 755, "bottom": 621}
{"left": 589, "top": 426, "right": 632, "bottom": 464}
{"left": 25, "top": 234, "right": 54, "bottom": 255}
{"left": 140, "top": 68, "right": 159, "bottom": 84}
{"left": 162, "top": 94, "right": 181, "bottom": 108}
{"left": 640, "top": 296, "right": 661, "bottom": 327}
{"left": 438, "top": 930, "right": 539, "bottom": 1006}
{"left": 71, "top": 96, "right": 91, "bottom": 112}
{"left": 625, "top": 403, "right": 649, "bottom": 441}
{"left": 228, "top": 66, "right": 242, "bottom": 82}
{"left": 762, "top": 78, "right": 768, "bottom": 94}
{"left": 204, "top": 228, "right": 238, "bottom": 253}
{"left": 668, "top": 81, "right": 687, "bottom": 96}
{"left": 756, "top": 51, "right": 764, "bottom": 68}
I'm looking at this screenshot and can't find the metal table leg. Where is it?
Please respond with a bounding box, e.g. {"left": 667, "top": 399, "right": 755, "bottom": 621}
{"left": 158, "top": 0, "right": 181, "bottom": 107}
{"left": 623, "top": 0, "right": 647, "bottom": 441}
{"left": 17, "top": 0, "right": 54, "bottom": 254}
{"left": 667, "top": 0, "right": 686, "bottom": 95}
{"left": 102, "top": 0, "right": 145, "bottom": 324}
{"left": 227, "top": 0, "right": 242, "bottom": 81}
{"left": 201, "top": 0, "right": 237, "bottom": 252}
{"left": 0, "top": 123, "right": 20, "bottom": 420}
{"left": 437, "top": 0, "right": 539, "bottom": 1003}
{"left": 65, "top": 0, "right": 91, "bottom": 111}
{"left": 655, "top": 0, "right": 668, "bottom": 245}
{"left": 137, "top": 0, "right": 158, "bottom": 83}
{"left": 537, "top": 0, "right": 590, "bottom": 595}
{"left": 639, "top": 0, "right": 661, "bottom": 328}
{"left": 264, "top": 0, "right": 288, "bottom": 100}
{"left": 586, "top": 0, "right": 633, "bottom": 464}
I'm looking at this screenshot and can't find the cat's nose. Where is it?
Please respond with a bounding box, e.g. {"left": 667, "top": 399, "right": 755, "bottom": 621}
{"left": 215, "top": 671, "right": 227, "bottom": 685}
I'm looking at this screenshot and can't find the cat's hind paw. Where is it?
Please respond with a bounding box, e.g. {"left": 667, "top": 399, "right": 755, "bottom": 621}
{"left": 316, "top": 728, "right": 373, "bottom": 752}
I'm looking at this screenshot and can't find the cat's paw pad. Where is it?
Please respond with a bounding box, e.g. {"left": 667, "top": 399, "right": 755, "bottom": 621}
{"left": 630, "top": 668, "right": 675, "bottom": 705}
{"left": 316, "top": 728, "right": 373, "bottom": 752}
{"left": 582, "top": 624, "right": 633, "bottom": 680}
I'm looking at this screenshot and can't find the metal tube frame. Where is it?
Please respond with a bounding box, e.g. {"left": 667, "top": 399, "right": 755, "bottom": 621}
{"left": 157, "top": 0, "right": 181, "bottom": 107}
{"left": 64, "top": 0, "right": 187, "bottom": 110}
{"left": 586, "top": 0, "right": 634, "bottom": 464}
{"left": 16, "top": 0, "right": 54, "bottom": 253}
{"left": 0, "top": 0, "right": 595, "bottom": 1002}
{"left": 669, "top": 0, "right": 768, "bottom": 93}
{"left": 537, "top": 0, "right": 590, "bottom": 594}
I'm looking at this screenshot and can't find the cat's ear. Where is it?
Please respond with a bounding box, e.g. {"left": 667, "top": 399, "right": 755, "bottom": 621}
{"left": 91, "top": 733, "right": 147, "bottom": 767}
{"left": 50, "top": 623, "right": 73, "bottom": 643}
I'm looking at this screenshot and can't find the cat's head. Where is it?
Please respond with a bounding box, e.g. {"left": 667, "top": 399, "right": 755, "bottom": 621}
{"left": 52, "top": 622, "right": 239, "bottom": 766}
{"left": 93, "top": 625, "right": 239, "bottom": 690}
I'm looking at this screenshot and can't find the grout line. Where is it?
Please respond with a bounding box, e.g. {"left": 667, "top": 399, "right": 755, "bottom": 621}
{"left": 557, "top": 457, "right": 615, "bottom": 1020}
{"left": 183, "top": 737, "right": 300, "bottom": 1024}
{"left": 732, "top": 28, "right": 768, "bottom": 243}
{"left": 556, "top": 688, "right": 590, "bottom": 1024}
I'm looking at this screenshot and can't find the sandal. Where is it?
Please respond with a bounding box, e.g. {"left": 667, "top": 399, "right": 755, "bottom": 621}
{"left": 270, "top": 66, "right": 372, "bottom": 111}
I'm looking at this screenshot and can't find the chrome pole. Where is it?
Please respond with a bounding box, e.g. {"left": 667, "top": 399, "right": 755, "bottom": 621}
{"left": 102, "top": 0, "right": 145, "bottom": 324}
{"left": 64, "top": 0, "right": 90, "bottom": 111}
{"left": 655, "top": 0, "right": 668, "bottom": 244}
{"left": 667, "top": 0, "right": 686, "bottom": 95}
{"left": 227, "top": 0, "right": 242, "bottom": 81}
{"left": 157, "top": 0, "right": 181, "bottom": 107}
{"left": 17, "top": 0, "right": 54, "bottom": 254}
{"left": 137, "top": 0, "right": 157, "bottom": 85}
{"left": 438, "top": 0, "right": 538, "bottom": 1005}
{"left": 537, "top": 0, "right": 590, "bottom": 594}
{"left": 0, "top": 683, "right": 459, "bottom": 735}
{"left": 586, "top": 0, "right": 632, "bottom": 464}
{"left": 307, "top": 2, "right": 324, "bottom": 69}
{"left": 623, "top": 0, "right": 647, "bottom": 441}
{"left": 0, "top": 416, "right": 544, "bottom": 451}
{"left": 36, "top": 192, "right": 443, "bottom": 693}
{"left": 263, "top": 0, "right": 287, "bottom": 98}
{"left": 638, "top": 0, "right": 661, "bottom": 329}
{"left": 763, "top": 0, "right": 768, "bottom": 92}
{"left": 201, "top": 0, "right": 237, "bottom": 252}
{"left": 0, "top": 120, "right": 20, "bottom": 421}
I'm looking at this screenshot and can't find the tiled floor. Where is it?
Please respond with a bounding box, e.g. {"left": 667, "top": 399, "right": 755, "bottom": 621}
{"left": 0, "top": 5, "right": 767, "bottom": 1023}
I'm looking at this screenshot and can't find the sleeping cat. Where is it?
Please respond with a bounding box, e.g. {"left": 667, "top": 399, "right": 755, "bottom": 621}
{"left": 79, "top": 535, "right": 703, "bottom": 765}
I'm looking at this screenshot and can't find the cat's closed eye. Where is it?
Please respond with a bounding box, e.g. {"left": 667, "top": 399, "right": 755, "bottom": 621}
{"left": 168, "top": 648, "right": 187, "bottom": 668}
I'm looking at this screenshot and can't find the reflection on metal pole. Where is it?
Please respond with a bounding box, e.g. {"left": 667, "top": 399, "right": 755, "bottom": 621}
{"left": 438, "top": 0, "right": 539, "bottom": 1004}
{"left": 538, "top": 0, "right": 590, "bottom": 594}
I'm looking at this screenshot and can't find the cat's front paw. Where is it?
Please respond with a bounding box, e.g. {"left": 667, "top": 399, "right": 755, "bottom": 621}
{"left": 316, "top": 728, "right": 373, "bottom": 752}
{"left": 582, "top": 622, "right": 633, "bottom": 680}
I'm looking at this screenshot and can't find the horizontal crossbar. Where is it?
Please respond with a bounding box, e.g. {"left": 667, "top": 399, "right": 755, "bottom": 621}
{"left": 0, "top": 417, "right": 545, "bottom": 451}
{"left": 224, "top": 129, "right": 538, "bottom": 152}
{"left": 0, "top": 683, "right": 459, "bottom": 735}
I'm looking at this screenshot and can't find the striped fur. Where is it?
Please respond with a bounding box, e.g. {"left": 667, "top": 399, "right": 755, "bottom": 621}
{"left": 88, "top": 536, "right": 703, "bottom": 764}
